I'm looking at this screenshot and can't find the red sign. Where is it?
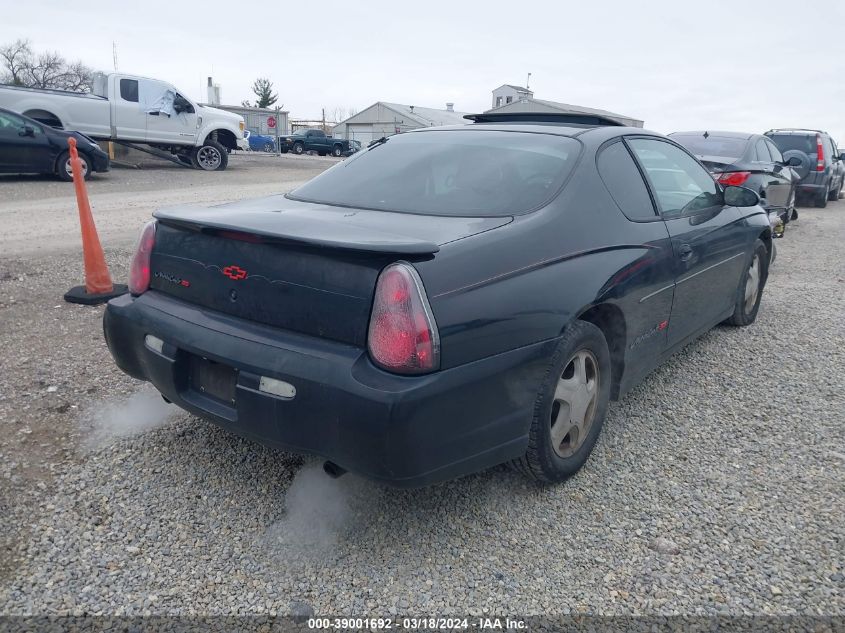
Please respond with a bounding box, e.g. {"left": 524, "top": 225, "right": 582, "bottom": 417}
{"left": 267, "top": 116, "right": 276, "bottom": 129}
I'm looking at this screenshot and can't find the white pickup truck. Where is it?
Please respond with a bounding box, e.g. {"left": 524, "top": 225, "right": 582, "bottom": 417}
{"left": 0, "top": 72, "right": 247, "bottom": 171}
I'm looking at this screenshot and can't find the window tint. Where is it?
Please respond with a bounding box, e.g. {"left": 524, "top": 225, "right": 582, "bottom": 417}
{"left": 766, "top": 133, "right": 815, "bottom": 155}
{"left": 120, "top": 78, "right": 139, "bottom": 102}
{"left": 597, "top": 141, "right": 656, "bottom": 221}
{"left": 669, "top": 134, "right": 747, "bottom": 160}
{"left": 628, "top": 138, "right": 722, "bottom": 217}
{"left": 289, "top": 130, "right": 581, "bottom": 216}
{"left": 755, "top": 139, "right": 771, "bottom": 162}
{"left": 766, "top": 140, "right": 783, "bottom": 163}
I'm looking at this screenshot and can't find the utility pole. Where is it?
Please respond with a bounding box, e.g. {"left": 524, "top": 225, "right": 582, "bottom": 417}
{"left": 526, "top": 72, "right": 531, "bottom": 90}
{"left": 275, "top": 106, "right": 281, "bottom": 157}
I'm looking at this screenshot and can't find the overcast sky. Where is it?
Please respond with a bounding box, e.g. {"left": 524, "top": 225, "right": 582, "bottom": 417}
{"left": 3, "top": 0, "right": 845, "bottom": 138}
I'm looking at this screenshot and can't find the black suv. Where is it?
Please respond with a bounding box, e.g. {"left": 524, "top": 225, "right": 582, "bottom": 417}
{"left": 764, "top": 129, "right": 844, "bottom": 208}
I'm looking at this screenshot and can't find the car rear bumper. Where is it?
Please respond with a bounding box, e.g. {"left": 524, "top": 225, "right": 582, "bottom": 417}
{"left": 103, "top": 291, "right": 555, "bottom": 487}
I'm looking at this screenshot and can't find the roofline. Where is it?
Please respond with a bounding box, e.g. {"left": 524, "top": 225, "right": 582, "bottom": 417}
{"left": 465, "top": 111, "right": 624, "bottom": 127}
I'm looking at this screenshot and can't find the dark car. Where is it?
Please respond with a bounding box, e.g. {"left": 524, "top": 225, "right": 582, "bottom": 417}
{"left": 669, "top": 131, "right": 799, "bottom": 226}
{"left": 103, "top": 113, "right": 771, "bottom": 487}
{"left": 280, "top": 128, "right": 355, "bottom": 157}
{"left": 0, "top": 107, "right": 110, "bottom": 181}
{"left": 764, "top": 128, "right": 844, "bottom": 208}
{"left": 246, "top": 130, "right": 277, "bottom": 153}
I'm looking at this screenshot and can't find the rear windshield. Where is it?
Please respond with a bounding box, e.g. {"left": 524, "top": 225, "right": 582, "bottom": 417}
{"left": 670, "top": 134, "right": 748, "bottom": 159}
{"left": 766, "top": 134, "right": 816, "bottom": 154}
{"left": 287, "top": 130, "right": 581, "bottom": 216}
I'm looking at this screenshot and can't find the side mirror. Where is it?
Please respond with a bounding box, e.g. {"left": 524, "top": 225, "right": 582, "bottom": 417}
{"left": 786, "top": 156, "right": 802, "bottom": 167}
{"left": 839, "top": 152, "right": 845, "bottom": 162}
{"left": 18, "top": 126, "right": 35, "bottom": 137}
{"left": 723, "top": 185, "right": 760, "bottom": 207}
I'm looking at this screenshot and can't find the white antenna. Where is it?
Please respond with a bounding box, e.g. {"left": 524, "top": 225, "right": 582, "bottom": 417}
{"left": 112, "top": 42, "right": 118, "bottom": 71}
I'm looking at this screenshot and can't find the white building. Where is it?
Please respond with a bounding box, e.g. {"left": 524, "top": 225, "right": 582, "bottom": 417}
{"left": 485, "top": 95, "right": 643, "bottom": 128}
{"left": 492, "top": 84, "right": 534, "bottom": 109}
{"left": 332, "top": 102, "right": 470, "bottom": 144}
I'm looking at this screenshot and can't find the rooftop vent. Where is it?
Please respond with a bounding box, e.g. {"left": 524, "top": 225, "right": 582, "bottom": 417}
{"left": 446, "top": 103, "right": 454, "bottom": 112}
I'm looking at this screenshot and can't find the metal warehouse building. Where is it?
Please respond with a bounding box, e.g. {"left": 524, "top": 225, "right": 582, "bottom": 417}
{"left": 332, "top": 102, "right": 469, "bottom": 144}
{"left": 485, "top": 96, "right": 643, "bottom": 128}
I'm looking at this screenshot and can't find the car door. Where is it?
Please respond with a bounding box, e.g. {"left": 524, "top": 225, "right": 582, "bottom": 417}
{"left": 627, "top": 137, "right": 747, "bottom": 347}
{"left": 142, "top": 80, "right": 199, "bottom": 145}
{"left": 827, "top": 136, "right": 844, "bottom": 192}
{"left": 764, "top": 139, "right": 795, "bottom": 210}
{"left": 112, "top": 77, "right": 147, "bottom": 141}
{"left": 753, "top": 138, "right": 790, "bottom": 212}
{"left": 0, "top": 111, "right": 53, "bottom": 173}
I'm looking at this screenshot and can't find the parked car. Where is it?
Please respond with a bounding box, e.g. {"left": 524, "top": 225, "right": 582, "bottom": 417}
{"left": 246, "top": 130, "right": 277, "bottom": 153}
{"left": 0, "top": 72, "right": 248, "bottom": 171}
{"left": 280, "top": 128, "right": 355, "bottom": 157}
{"left": 0, "top": 107, "right": 109, "bottom": 181}
{"left": 764, "top": 129, "right": 844, "bottom": 208}
{"left": 669, "top": 130, "right": 800, "bottom": 225}
{"left": 104, "top": 113, "right": 772, "bottom": 487}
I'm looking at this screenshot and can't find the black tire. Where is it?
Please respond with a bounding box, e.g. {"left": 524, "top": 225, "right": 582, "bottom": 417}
{"left": 192, "top": 139, "right": 228, "bottom": 171}
{"left": 332, "top": 145, "right": 343, "bottom": 157}
{"left": 263, "top": 142, "right": 274, "bottom": 153}
{"left": 510, "top": 320, "right": 611, "bottom": 483}
{"left": 293, "top": 142, "right": 304, "bottom": 155}
{"left": 56, "top": 150, "right": 90, "bottom": 182}
{"left": 791, "top": 207, "right": 798, "bottom": 221}
{"left": 725, "top": 238, "right": 768, "bottom": 327}
{"left": 828, "top": 178, "right": 842, "bottom": 201}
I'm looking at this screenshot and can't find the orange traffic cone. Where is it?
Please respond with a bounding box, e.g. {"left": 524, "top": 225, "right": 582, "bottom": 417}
{"left": 64, "top": 137, "right": 127, "bottom": 305}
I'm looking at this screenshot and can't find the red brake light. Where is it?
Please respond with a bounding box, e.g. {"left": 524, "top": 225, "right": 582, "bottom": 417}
{"left": 128, "top": 220, "right": 156, "bottom": 295}
{"left": 716, "top": 171, "right": 751, "bottom": 186}
{"left": 368, "top": 263, "right": 440, "bottom": 374}
{"left": 816, "top": 134, "right": 825, "bottom": 171}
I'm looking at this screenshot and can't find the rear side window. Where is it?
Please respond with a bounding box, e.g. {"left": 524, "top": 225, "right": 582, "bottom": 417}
{"left": 767, "top": 134, "right": 815, "bottom": 155}
{"left": 120, "top": 78, "right": 139, "bottom": 102}
{"left": 289, "top": 130, "right": 581, "bottom": 216}
{"left": 755, "top": 139, "right": 771, "bottom": 162}
{"left": 597, "top": 141, "right": 656, "bottom": 221}
{"left": 628, "top": 138, "right": 721, "bottom": 217}
{"left": 766, "top": 140, "right": 783, "bottom": 163}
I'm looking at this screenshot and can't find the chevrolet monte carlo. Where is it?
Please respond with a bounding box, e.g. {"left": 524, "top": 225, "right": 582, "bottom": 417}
{"left": 103, "top": 112, "right": 771, "bottom": 487}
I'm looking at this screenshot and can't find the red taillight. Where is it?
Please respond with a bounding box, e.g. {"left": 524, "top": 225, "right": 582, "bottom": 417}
{"left": 816, "top": 134, "right": 825, "bottom": 171}
{"left": 368, "top": 262, "right": 440, "bottom": 374}
{"left": 716, "top": 171, "right": 751, "bottom": 186}
{"left": 128, "top": 220, "right": 156, "bottom": 295}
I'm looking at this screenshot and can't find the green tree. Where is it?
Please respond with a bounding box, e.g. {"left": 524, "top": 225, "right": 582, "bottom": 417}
{"left": 251, "top": 77, "right": 278, "bottom": 108}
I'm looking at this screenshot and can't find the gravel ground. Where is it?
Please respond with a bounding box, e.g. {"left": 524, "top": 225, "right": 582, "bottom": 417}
{"left": 0, "top": 173, "right": 843, "bottom": 618}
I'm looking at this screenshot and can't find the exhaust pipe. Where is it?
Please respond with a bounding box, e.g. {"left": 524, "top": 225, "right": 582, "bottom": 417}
{"left": 323, "top": 461, "right": 347, "bottom": 479}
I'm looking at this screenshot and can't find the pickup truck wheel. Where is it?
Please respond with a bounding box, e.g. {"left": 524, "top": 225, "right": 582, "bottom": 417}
{"left": 293, "top": 142, "right": 304, "bottom": 155}
{"left": 332, "top": 145, "right": 343, "bottom": 157}
{"left": 510, "top": 320, "right": 611, "bottom": 483}
{"left": 192, "top": 140, "right": 228, "bottom": 171}
{"left": 56, "top": 150, "right": 90, "bottom": 182}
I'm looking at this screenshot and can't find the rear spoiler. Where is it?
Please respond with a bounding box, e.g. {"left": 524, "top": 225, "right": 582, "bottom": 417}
{"left": 465, "top": 112, "right": 624, "bottom": 127}
{"left": 153, "top": 206, "right": 440, "bottom": 255}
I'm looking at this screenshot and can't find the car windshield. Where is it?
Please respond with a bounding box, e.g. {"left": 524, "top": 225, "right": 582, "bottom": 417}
{"left": 288, "top": 130, "right": 581, "bottom": 216}
{"left": 670, "top": 134, "right": 748, "bottom": 160}
{"left": 767, "top": 134, "right": 816, "bottom": 154}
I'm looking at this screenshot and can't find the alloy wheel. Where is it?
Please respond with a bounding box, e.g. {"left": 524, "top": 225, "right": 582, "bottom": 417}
{"left": 550, "top": 349, "right": 600, "bottom": 458}
{"left": 65, "top": 157, "right": 88, "bottom": 178}
{"left": 197, "top": 146, "right": 222, "bottom": 170}
{"left": 744, "top": 253, "right": 760, "bottom": 313}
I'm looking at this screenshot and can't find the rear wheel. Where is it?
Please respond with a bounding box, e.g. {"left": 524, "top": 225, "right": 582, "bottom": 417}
{"left": 56, "top": 150, "right": 90, "bottom": 181}
{"left": 725, "top": 239, "right": 768, "bottom": 326}
{"left": 192, "top": 139, "right": 228, "bottom": 171}
{"left": 332, "top": 145, "right": 343, "bottom": 157}
{"left": 828, "top": 178, "right": 842, "bottom": 201}
{"left": 510, "top": 320, "right": 611, "bottom": 483}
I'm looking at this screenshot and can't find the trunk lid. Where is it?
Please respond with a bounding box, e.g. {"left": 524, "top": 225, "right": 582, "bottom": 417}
{"left": 695, "top": 155, "right": 738, "bottom": 173}
{"left": 149, "top": 196, "right": 511, "bottom": 346}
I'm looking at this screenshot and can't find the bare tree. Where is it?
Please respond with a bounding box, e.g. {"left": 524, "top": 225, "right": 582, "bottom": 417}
{"left": 0, "top": 39, "right": 93, "bottom": 92}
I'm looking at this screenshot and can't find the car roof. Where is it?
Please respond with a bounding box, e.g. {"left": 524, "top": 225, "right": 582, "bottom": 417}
{"left": 670, "top": 130, "right": 754, "bottom": 140}
{"left": 766, "top": 128, "right": 827, "bottom": 136}
{"left": 406, "top": 122, "right": 659, "bottom": 141}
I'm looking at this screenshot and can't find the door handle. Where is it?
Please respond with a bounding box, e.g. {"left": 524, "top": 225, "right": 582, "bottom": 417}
{"left": 678, "top": 244, "right": 693, "bottom": 261}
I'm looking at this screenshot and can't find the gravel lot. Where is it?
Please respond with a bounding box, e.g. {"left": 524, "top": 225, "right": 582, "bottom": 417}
{"left": 0, "top": 157, "right": 842, "bottom": 619}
